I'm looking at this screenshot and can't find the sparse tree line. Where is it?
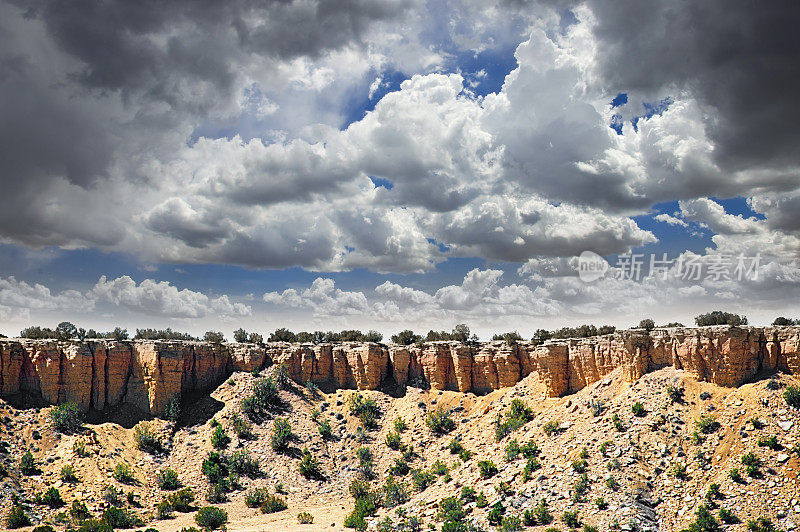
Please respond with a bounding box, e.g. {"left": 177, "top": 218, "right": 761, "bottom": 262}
{"left": 12, "top": 311, "right": 797, "bottom": 346}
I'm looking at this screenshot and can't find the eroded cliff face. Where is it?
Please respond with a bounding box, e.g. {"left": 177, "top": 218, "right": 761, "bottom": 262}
{"left": 1, "top": 326, "right": 799, "bottom": 414}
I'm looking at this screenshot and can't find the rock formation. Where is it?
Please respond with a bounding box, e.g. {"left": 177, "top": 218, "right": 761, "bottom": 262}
{"left": 1, "top": 326, "right": 798, "bottom": 415}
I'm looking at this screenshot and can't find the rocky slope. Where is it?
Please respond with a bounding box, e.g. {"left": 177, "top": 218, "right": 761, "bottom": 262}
{"left": 2, "top": 326, "right": 799, "bottom": 415}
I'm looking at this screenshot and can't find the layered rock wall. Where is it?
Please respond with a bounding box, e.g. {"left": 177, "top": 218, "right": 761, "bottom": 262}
{"left": 1, "top": 326, "right": 799, "bottom": 414}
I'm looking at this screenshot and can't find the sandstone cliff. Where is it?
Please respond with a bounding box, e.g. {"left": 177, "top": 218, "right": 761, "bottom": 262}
{"left": 1, "top": 326, "right": 798, "bottom": 414}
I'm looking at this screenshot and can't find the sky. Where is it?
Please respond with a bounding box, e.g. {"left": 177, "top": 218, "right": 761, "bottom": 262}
{"left": 1, "top": 0, "right": 800, "bottom": 339}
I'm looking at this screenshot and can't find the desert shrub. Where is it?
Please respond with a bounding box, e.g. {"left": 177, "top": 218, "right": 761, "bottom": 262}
{"left": 728, "top": 468, "right": 745, "bottom": 483}
{"left": 73, "top": 438, "right": 88, "bottom": 457}
{"left": 210, "top": 425, "right": 230, "bottom": 450}
{"left": 562, "top": 510, "right": 581, "bottom": 529}
{"left": 230, "top": 413, "right": 253, "bottom": 439}
{"left": 102, "top": 485, "right": 124, "bottom": 506}
{"left": 134, "top": 422, "right": 162, "bottom": 454}
{"left": 345, "top": 495, "right": 377, "bottom": 531}
{"left": 6, "top": 505, "right": 30, "bottom": 529}
{"left": 298, "top": 448, "right": 324, "bottom": 480}
{"left": 75, "top": 520, "right": 109, "bottom": 532}
{"left": 478, "top": 460, "right": 497, "bottom": 479}
{"left": 349, "top": 478, "right": 372, "bottom": 500}
{"left": 488, "top": 501, "right": 506, "bottom": 526}
{"left": 242, "top": 377, "right": 281, "bottom": 419}
{"left": 157, "top": 498, "right": 173, "bottom": 519}
{"left": 70, "top": 500, "right": 92, "bottom": 522}
{"left": 718, "top": 508, "right": 739, "bottom": 524}
{"left": 746, "top": 517, "right": 780, "bottom": 531}
{"left": 271, "top": 417, "right": 294, "bottom": 452}
{"left": 245, "top": 487, "right": 269, "bottom": 508}
{"left": 349, "top": 394, "right": 381, "bottom": 430}
{"left": 705, "top": 483, "right": 723, "bottom": 501}
{"left": 390, "top": 456, "right": 410, "bottom": 476}
{"left": 758, "top": 435, "right": 781, "bottom": 450}
{"left": 667, "top": 385, "right": 684, "bottom": 403}
{"left": 157, "top": 468, "right": 181, "bottom": 490}
{"left": 195, "top": 506, "right": 227, "bottom": 530}
{"left": 356, "top": 446, "right": 375, "bottom": 479}
{"left": 523, "top": 456, "right": 542, "bottom": 481}
{"left": 61, "top": 464, "right": 79, "bottom": 482}
{"left": 606, "top": 476, "right": 619, "bottom": 491}
{"left": 572, "top": 458, "right": 588, "bottom": 473}
{"left": 500, "top": 515, "right": 523, "bottom": 532}
{"left": 741, "top": 452, "right": 761, "bottom": 467}
{"left": 671, "top": 463, "right": 689, "bottom": 480}
{"left": 102, "top": 506, "right": 142, "bottom": 529}
{"left": 298, "top": 512, "right": 314, "bottom": 524}
{"left": 50, "top": 403, "right": 85, "bottom": 434}
{"left": 383, "top": 477, "right": 410, "bottom": 507}
{"left": 631, "top": 402, "right": 646, "bottom": 417}
{"left": 201, "top": 451, "right": 229, "bottom": 484}
{"left": 113, "top": 462, "right": 136, "bottom": 484}
{"left": 750, "top": 417, "right": 765, "bottom": 429}
{"left": 448, "top": 438, "right": 464, "bottom": 454}
{"left": 784, "top": 385, "right": 800, "bottom": 408}
{"left": 681, "top": 504, "right": 720, "bottom": 532}
{"left": 612, "top": 413, "right": 625, "bottom": 432}
{"left": 431, "top": 460, "right": 448, "bottom": 476}
{"left": 523, "top": 499, "right": 552, "bottom": 526}
{"left": 505, "top": 440, "right": 521, "bottom": 465}
{"left": 394, "top": 417, "right": 407, "bottom": 432}
{"left": 543, "top": 420, "right": 561, "bottom": 436}
{"left": 495, "top": 399, "right": 534, "bottom": 440}
{"left": 596, "top": 497, "right": 608, "bottom": 510}
{"left": 411, "top": 468, "right": 434, "bottom": 491}
{"left": 318, "top": 419, "right": 335, "bottom": 441}
{"left": 39, "top": 486, "right": 65, "bottom": 508}
{"left": 386, "top": 430, "right": 402, "bottom": 450}
{"left": 227, "top": 449, "right": 259, "bottom": 478}
{"left": 32, "top": 526, "right": 56, "bottom": 532}
{"left": 695, "top": 416, "right": 720, "bottom": 434}
{"left": 425, "top": 406, "right": 456, "bottom": 436}
{"left": 260, "top": 494, "right": 288, "bottom": 514}
{"left": 20, "top": 450, "right": 39, "bottom": 475}
{"left": 572, "top": 473, "right": 590, "bottom": 502}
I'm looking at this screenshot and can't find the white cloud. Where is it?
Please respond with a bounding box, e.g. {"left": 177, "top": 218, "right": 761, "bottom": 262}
{"left": 92, "top": 276, "right": 251, "bottom": 319}
{"left": 0, "top": 276, "right": 92, "bottom": 313}
{"left": 654, "top": 213, "right": 688, "bottom": 227}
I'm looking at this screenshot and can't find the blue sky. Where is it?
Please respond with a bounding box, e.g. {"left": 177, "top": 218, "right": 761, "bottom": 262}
{"left": 1, "top": 1, "right": 798, "bottom": 338}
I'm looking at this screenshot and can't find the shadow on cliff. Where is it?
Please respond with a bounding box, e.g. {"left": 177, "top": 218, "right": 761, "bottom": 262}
{"left": 177, "top": 391, "right": 225, "bottom": 428}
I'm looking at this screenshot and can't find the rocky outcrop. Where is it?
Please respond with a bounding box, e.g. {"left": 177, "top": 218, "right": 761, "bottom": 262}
{"left": 1, "top": 326, "right": 799, "bottom": 414}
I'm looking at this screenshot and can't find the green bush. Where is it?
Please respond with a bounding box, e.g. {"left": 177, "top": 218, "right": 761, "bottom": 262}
{"left": 572, "top": 473, "right": 590, "bottom": 502}
{"left": 487, "top": 501, "right": 505, "bottom": 526}
{"left": 157, "top": 468, "right": 181, "bottom": 490}
{"left": 356, "top": 446, "right": 375, "bottom": 479}
{"left": 681, "top": 504, "right": 720, "bottom": 532}
{"left": 385, "top": 430, "right": 402, "bottom": 450}
{"left": 6, "top": 505, "right": 30, "bottom": 528}
{"left": 163, "top": 396, "right": 181, "bottom": 423}
{"left": 112, "top": 463, "right": 136, "bottom": 484}
{"left": 746, "top": 517, "right": 780, "bottom": 532}
{"left": 71, "top": 500, "right": 92, "bottom": 522}
{"left": 260, "top": 494, "right": 288, "bottom": 514}
{"left": 523, "top": 499, "right": 552, "bottom": 526}
{"left": 318, "top": 419, "right": 334, "bottom": 441}
{"left": 562, "top": 509, "right": 581, "bottom": 529}
{"left": 242, "top": 377, "right": 281, "bottom": 420}
{"left": 430, "top": 459, "right": 448, "bottom": 476}
{"left": 477, "top": 460, "right": 497, "bottom": 479}
{"left": 390, "top": 456, "right": 410, "bottom": 476}
{"left": 718, "top": 508, "right": 739, "bottom": 525}
{"left": 612, "top": 413, "right": 625, "bottom": 432}
{"left": 411, "top": 468, "right": 434, "bottom": 491}
{"left": 167, "top": 488, "right": 196, "bottom": 512}
{"left": 102, "top": 485, "right": 124, "bottom": 506}
{"left": 201, "top": 452, "right": 229, "bottom": 484}
{"left": 61, "top": 464, "right": 79, "bottom": 482}
{"left": 102, "top": 506, "right": 142, "bottom": 529}
{"left": 542, "top": 420, "right": 561, "bottom": 436}
{"left": 50, "top": 403, "right": 85, "bottom": 434}
{"left": 500, "top": 515, "right": 523, "bottom": 532}
{"left": 134, "top": 422, "right": 162, "bottom": 454}
{"left": 20, "top": 450, "right": 39, "bottom": 475}
{"left": 271, "top": 417, "right": 294, "bottom": 452}
{"left": 156, "top": 498, "right": 173, "bottom": 519}
{"left": 505, "top": 438, "right": 521, "bottom": 461}
{"left": 230, "top": 412, "right": 253, "bottom": 439}
{"left": 298, "top": 512, "right": 314, "bottom": 524}
{"left": 195, "top": 506, "right": 228, "bottom": 530}
{"left": 425, "top": 406, "right": 456, "bottom": 435}
{"left": 394, "top": 417, "right": 407, "bottom": 432}
{"left": 728, "top": 468, "right": 745, "bottom": 483}
{"left": 383, "top": 477, "right": 409, "bottom": 507}
{"left": 344, "top": 495, "right": 377, "bottom": 531}
{"left": 298, "top": 448, "right": 324, "bottom": 480}
{"left": 695, "top": 416, "right": 720, "bottom": 434}
{"left": 667, "top": 385, "right": 684, "bottom": 403}
{"left": 210, "top": 425, "right": 230, "bottom": 450}
{"left": 39, "top": 486, "right": 65, "bottom": 508}
{"left": 784, "top": 385, "right": 800, "bottom": 408}
{"left": 495, "top": 399, "right": 534, "bottom": 440}
{"left": 448, "top": 438, "right": 464, "bottom": 454}
{"left": 349, "top": 393, "right": 381, "bottom": 430}
{"left": 758, "top": 435, "right": 781, "bottom": 450}
{"left": 631, "top": 402, "right": 646, "bottom": 417}
{"left": 245, "top": 487, "right": 269, "bottom": 508}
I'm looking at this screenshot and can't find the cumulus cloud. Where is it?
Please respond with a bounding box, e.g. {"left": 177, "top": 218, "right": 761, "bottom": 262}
{"left": 0, "top": 277, "right": 92, "bottom": 319}
{"left": 92, "top": 276, "right": 251, "bottom": 319}
{"left": 654, "top": 214, "right": 688, "bottom": 227}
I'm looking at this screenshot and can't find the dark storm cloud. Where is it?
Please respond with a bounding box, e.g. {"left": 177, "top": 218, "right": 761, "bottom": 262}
{"left": 587, "top": 0, "right": 800, "bottom": 175}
